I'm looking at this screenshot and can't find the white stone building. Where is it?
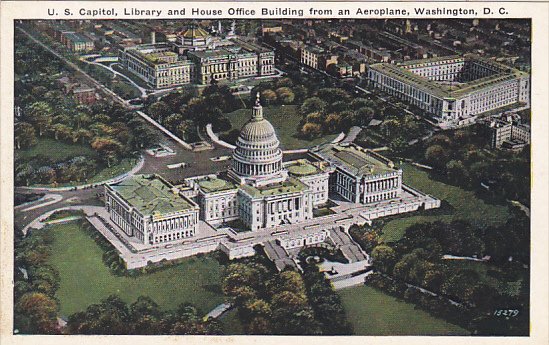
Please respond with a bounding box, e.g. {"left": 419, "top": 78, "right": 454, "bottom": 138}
{"left": 102, "top": 95, "right": 441, "bottom": 268}
{"left": 105, "top": 174, "right": 200, "bottom": 245}
{"left": 119, "top": 26, "right": 275, "bottom": 88}
{"left": 310, "top": 143, "right": 403, "bottom": 204}
{"left": 368, "top": 55, "right": 530, "bottom": 126}
{"left": 105, "top": 95, "right": 431, "bottom": 251}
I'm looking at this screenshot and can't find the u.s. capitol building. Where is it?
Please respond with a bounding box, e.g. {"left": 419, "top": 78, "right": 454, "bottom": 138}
{"left": 104, "top": 95, "right": 439, "bottom": 268}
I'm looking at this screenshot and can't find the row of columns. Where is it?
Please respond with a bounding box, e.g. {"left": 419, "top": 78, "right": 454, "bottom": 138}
{"left": 268, "top": 197, "right": 301, "bottom": 214}
{"left": 365, "top": 177, "right": 400, "bottom": 193}
{"left": 151, "top": 213, "right": 196, "bottom": 234}
{"left": 235, "top": 160, "right": 281, "bottom": 176}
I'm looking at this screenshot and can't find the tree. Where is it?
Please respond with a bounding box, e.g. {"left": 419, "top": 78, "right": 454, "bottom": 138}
{"left": 371, "top": 245, "right": 397, "bottom": 274}
{"left": 91, "top": 137, "right": 123, "bottom": 167}
{"left": 72, "top": 129, "right": 93, "bottom": 144}
{"left": 247, "top": 316, "right": 272, "bottom": 334}
{"left": 222, "top": 263, "right": 268, "bottom": 304}
{"left": 28, "top": 265, "right": 60, "bottom": 297}
{"left": 393, "top": 248, "right": 430, "bottom": 284}
{"left": 389, "top": 136, "right": 408, "bottom": 155}
{"left": 129, "top": 296, "right": 162, "bottom": 334}
{"left": 300, "top": 122, "right": 322, "bottom": 140}
{"left": 350, "top": 97, "right": 373, "bottom": 110}
{"left": 324, "top": 113, "right": 343, "bottom": 133}
{"left": 260, "top": 89, "right": 277, "bottom": 105}
{"left": 355, "top": 106, "right": 375, "bottom": 125}
{"left": 300, "top": 97, "right": 327, "bottom": 116}
{"left": 275, "top": 87, "right": 295, "bottom": 104}
{"left": 176, "top": 120, "right": 194, "bottom": 141}
{"left": 274, "top": 77, "right": 294, "bottom": 88}
{"left": 163, "top": 113, "right": 183, "bottom": 133}
{"left": 292, "top": 85, "right": 308, "bottom": 103}
{"left": 15, "top": 292, "right": 59, "bottom": 334}
{"left": 316, "top": 88, "right": 350, "bottom": 105}
{"left": 67, "top": 295, "right": 130, "bottom": 334}
{"left": 273, "top": 270, "right": 308, "bottom": 297}
{"left": 50, "top": 123, "right": 72, "bottom": 141}
{"left": 305, "top": 111, "right": 324, "bottom": 124}
{"left": 446, "top": 160, "right": 469, "bottom": 185}
{"left": 74, "top": 112, "right": 92, "bottom": 130}
{"left": 26, "top": 101, "right": 52, "bottom": 136}
{"left": 381, "top": 117, "right": 401, "bottom": 137}
{"left": 148, "top": 101, "right": 170, "bottom": 122}
{"left": 15, "top": 122, "right": 37, "bottom": 149}
{"left": 425, "top": 144, "right": 449, "bottom": 169}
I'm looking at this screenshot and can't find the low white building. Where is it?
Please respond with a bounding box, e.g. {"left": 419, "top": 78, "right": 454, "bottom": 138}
{"left": 368, "top": 54, "right": 530, "bottom": 126}
{"left": 105, "top": 174, "right": 199, "bottom": 245}
{"left": 310, "top": 143, "right": 403, "bottom": 205}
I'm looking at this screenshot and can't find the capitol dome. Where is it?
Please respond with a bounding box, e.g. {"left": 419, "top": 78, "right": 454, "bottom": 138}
{"left": 239, "top": 114, "right": 277, "bottom": 142}
{"left": 231, "top": 94, "right": 283, "bottom": 180}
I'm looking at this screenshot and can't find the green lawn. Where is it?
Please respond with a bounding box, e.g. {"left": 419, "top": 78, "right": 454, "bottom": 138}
{"left": 381, "top": 164, "right": 510, "bottom": 242}
{"left": 86, "top": 158, "right": 138, "bottom": 184}
{"left": 219, "top": 309, "right": 244, "bottom": 335}
{"left": 338, "top": 285, "right": 469, "bottom": 336}
{"left": 224, "top": 105, "right": 337, "bottom": 150}
{"left": 16, "top": 137, "right": 97, "bottom": 163}
{"left": 47, "top": 222, "right": 225, "bottom": 317}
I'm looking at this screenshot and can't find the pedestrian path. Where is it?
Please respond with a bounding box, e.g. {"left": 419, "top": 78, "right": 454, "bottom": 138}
{"left": 18, "top": 194, "right": 63, "bottom": 212}
{"left": 204, "top": 303, "right": 232, "bottom": 320}
{"left": 319, "top": 259, "right": 372, "bottom": 290}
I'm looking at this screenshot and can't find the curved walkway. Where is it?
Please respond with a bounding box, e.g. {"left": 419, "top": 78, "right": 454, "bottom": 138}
{"left": 22, "top": 205, "right": 103, "bottom": 235}
{"left": 206, "top": 124, "right": 236, "bottom": 150}
{"left": 206, "top": 124, "right": 344, "bottom": 154}
{"left": 80, "top": 57, "right": 148, "bottom": 98}
{"left": 17, "top": 194, "right": 64, "bottom": 212}
{"left": 17, "top": 155, "right": 145, "bottom": 192}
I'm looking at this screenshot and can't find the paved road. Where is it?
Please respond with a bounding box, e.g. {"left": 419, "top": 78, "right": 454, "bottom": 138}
{"left": 14, "top": 187, "right": 102, "bottom": 232}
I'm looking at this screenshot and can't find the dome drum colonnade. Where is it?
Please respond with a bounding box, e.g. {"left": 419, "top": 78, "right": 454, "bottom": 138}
{"left": 231, "top": 93, "right": 284, "bottom": 179}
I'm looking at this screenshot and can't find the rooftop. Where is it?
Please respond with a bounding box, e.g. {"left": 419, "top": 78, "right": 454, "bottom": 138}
{"left": 240, "top": 178, "right": 308, "bottom": 198}
{"left": 370, "top": 58, "right": 525, "bottom": 98}
{"left": 109, "top": 175, "right": 195, "bottom": 216}
{"left": 371, "top": 52, "right": 528, "bottom": 97}
{"left": 398, "top": 55, "right": 464, "bottom": 66}
{"left": 286, "top": 160, "right": 321, "bottom": 177}
{"left": 63, "top": 32, "right": 92, "bottom": 44}
{"left": 313, "top": 144, "right": 395, "bottom": 177}
{"left": 181, "top": 26, "right": 210, "bottom": 39}
{"left": 197, "top": 176, "right": 238, "bottom": 193}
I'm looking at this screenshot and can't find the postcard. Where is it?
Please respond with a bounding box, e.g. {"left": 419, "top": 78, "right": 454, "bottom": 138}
{"left": 1, "top": 1, "right": 547, "bottom": 344}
